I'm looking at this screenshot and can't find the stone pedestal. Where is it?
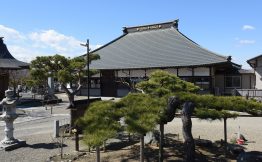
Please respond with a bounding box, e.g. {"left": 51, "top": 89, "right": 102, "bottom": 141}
{"left": 0, "top": 139, "right": 26, "bottom": 151}
{"left": 0, "top": 89, "right": 26, "bottom": 151}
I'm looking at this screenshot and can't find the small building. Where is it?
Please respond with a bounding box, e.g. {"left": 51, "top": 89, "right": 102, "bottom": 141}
{"left": 0, "top": 37, "right": 29, "bottom": 99}
{"left": 247, "top": 55, "right": 262, "bottom": 89}
{"left": 82, "top": 20, "right": 253, "bottom": 97}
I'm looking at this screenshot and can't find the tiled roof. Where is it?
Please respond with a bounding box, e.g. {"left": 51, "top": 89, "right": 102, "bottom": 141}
{"left": 89, "top": 20, "right": 231, "bottom": 70}
{"left": 0, "top": 37, "right": 29, "bottom": 69}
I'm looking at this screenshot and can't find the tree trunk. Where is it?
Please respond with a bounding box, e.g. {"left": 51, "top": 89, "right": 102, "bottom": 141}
{"left": 140, "top": 134, "right": 144, "bottom": 162}
{"left": 224, "top": 117, "right": 228, "bottom": 157}
{"left": 159, "top": 123, "right": 164, "bottom": 162}
{"left": 68, "top": 93, "right": 75, "bottom": 108}
{"left": 224, "top": 117, "right": 227, "bottom": 143}
{"left": 96, "top": 146, "right": 100, "bottom": 162}
{"left": 103, "top": 141, "right": 106, "bottom": 152}
{"left": 61, "top": 84, "right": 76, "bottom": 108}
{"left": 181, "top": 101, "right": 195, "bottom": 162}
{"left": 60, "top": 136, "right": 64, "bottom": 159}
{"left": 75, "top": 127, "right": 79, "bottom": 151}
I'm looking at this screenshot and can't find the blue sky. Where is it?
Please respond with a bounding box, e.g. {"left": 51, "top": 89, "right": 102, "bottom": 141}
{"left": 0, "top": 0, "right": 261, "bottom": 68}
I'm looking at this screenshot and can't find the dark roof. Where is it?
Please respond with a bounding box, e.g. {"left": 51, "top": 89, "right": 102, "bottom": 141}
{"left": 0, "top": 37, "right": 29, "bottom": 69}
{"left": 89, "top": 20, "right": 234, "bottom": 70}
{"left": 247, "top": 54, "right": 262, "bottom": 68}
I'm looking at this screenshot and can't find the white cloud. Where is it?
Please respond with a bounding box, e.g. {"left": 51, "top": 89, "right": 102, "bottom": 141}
{"left": 0, "top": 25, "right": 101, "bottom": 62}
{"left": 8, "top": 45, "right": 45, "bottom": 62}
{"left": 0, "top": 25, "right": 26, "bottom": 40}
{"left": 29, "top": 29, "right": 84, "bottom": 56}
{"left": 242, "top": 25, "right": 255, "bottom": 31}
{"left": 239, "top": 39, "right": 256, "bottom": 44}
{"left": 90, "top": 44, "right": 102, "bottom": 51}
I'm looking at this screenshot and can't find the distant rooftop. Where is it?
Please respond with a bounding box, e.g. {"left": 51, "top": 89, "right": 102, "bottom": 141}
{"left": 89, "top": 20, "right": 237, "bottom": 70}
{"left": 238, "top": 69, "right": 254, "bottom": 74}
{"left": 247, "top": 54, "right": 262, "bottom": 68}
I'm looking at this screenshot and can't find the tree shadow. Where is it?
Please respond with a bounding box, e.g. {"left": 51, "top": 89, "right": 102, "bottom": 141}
{"left": 26, "top": 142, "right": 67, "bottom": 150}
{"left": 237, "top": 151, "right": 262, "bottom": 161}
{"left": 106, "top": 140, "right": 138, "bottom": 151}
{"left": 77, "top": 133, "right": 249, "bottom": 161}
{"left": 120, "top": 144, "right": 159, "bottom": 162}
{"left": 164, "top": 133, "right": 242, "bottom": 161}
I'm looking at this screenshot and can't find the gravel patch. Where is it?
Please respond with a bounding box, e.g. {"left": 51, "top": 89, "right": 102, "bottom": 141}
{"left": 165, "top": 117, "right": 262, "bottom": 151}
{"left": 0, "top": 133, "right": 76, "bottom": 162}
{"left": 0, "top": 100, "right": 72, "bottom": 162}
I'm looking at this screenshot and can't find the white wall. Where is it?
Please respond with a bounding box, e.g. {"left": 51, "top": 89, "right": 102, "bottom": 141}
{"left": 178, "top": 68, "right": 193, "bottom": 76}
{"left": 194, "top": 67, "right": 210, "bottom": 76}
{"left": 242, "top": 74, "right": 255, "bottom": 89}
{"left": 164, "top": 68, "right": 177, "bottom": 75}
{"left": 116, "top": 67, "right": 210, "bottom": 78}
{"left": 254, "top": 57, "right": 262, "bottom": 89}
{"left": 255, "top": 69, "right": 262, "bottom": 89}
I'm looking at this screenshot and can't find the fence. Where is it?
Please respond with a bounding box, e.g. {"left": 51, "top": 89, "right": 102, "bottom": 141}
{"left": 234, "top": 89, "right": 262, "bottom": 98}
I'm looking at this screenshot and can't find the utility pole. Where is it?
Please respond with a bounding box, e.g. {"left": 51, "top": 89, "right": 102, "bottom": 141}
{"left": 77, "top": 39, "right": 90, "bottom": 152}
{"left": 81, "top": 39, "right": 90, "bottom": 100}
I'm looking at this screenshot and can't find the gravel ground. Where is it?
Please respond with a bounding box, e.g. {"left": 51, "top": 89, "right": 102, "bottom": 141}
{"left": 0, "top": 133, "right": 76, "bottom": 162}
{"left": 0, "top": 94, "right": 73, "bottom": 162}
{"left": 165, "top": 117, "right": 262, "bottom": 151}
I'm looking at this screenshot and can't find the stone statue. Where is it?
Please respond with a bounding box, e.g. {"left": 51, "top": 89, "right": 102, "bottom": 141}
{"left": 181, "top": 101, "right": 195, "bottom": 162}
{"left": 0, "top": 89, "right": 18, "bottom": 144}
{"left": 0, "top": 89, "right": 25, "bottom": 150}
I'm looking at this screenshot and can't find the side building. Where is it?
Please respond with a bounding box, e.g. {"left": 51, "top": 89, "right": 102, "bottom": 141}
{"left": 247, "top": 54, "right": 262, "bottom": 89}
{"left": 81, "top": 20, "right": 254, "bottom": 97}
{"left": 0, "top": 37, "right": 29, "bottom": 99}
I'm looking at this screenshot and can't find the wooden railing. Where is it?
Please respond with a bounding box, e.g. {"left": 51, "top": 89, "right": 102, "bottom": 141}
{"left": 234, "top": 89, "right": 262, "bottom": 98}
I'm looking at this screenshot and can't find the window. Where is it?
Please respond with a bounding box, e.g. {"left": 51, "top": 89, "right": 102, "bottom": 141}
{"left": 194, "top": 77, "right": 210, "bottom": 91}
{"left": 225, "top": 76, "right": 241, "bottom": 88}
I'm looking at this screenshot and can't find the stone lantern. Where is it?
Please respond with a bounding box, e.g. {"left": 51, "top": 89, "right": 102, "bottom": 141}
{"left": 0, "top": 89, "right": 26, "bottom": 150}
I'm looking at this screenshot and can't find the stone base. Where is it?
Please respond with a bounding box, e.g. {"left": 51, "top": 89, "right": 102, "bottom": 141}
{"left": 0, "top": 139, "right": 26, "bottom": 151}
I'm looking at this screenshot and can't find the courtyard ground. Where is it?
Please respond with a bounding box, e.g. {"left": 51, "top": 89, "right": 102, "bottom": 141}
{"left": 0, "top": 93, "right": 261, "bottom": 162}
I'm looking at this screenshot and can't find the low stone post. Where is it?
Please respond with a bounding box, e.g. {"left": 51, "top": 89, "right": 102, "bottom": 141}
{"left": 54, "top": 120, "right": 59, "bottom": 138}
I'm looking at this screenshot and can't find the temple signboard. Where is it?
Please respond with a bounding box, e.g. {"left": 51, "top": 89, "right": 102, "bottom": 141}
{"left": 136, "top": 25, "right": 162, "bottom": 31}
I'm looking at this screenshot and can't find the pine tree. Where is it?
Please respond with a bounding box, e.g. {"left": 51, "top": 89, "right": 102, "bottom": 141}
{"left": 78, "top": 100, "right": 121, "bottom": 162}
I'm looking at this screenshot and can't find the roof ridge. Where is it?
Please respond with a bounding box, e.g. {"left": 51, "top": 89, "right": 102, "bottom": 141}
{"left": 123, "top": 19, "right": 179, "bottom": 34}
